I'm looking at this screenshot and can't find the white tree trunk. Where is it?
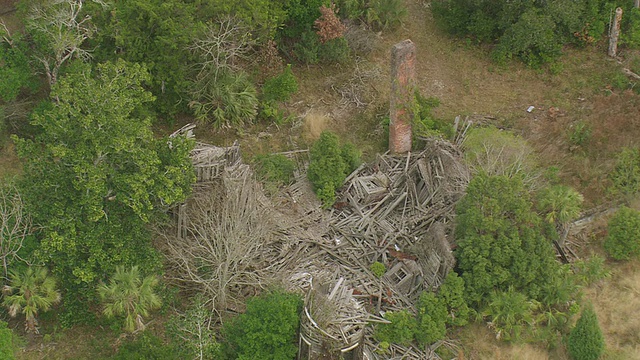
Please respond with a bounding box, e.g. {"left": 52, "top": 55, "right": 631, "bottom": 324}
{"left": 609, "top": 7, "right": 623, "bottom": 58}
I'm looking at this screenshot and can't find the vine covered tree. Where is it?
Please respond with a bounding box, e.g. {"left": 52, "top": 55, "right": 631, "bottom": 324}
{"left": 14, "top": 59, "right": 195, "bottom": 288}
{"left": 97, "top": 265, "right": 161, "bottom": 333}
{"left": 2, "top": 266, "right": 61, "bottom": 333}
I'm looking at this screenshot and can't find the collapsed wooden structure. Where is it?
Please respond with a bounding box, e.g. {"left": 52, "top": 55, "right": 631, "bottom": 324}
{"left": 165, "top": 126, "right": 470, "bottom": 359}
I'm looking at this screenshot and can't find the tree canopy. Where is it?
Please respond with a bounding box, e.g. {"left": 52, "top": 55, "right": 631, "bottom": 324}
{"left": 454, "top": 174, "right": 559, "bottom": 307}
{"left": 14, "top": 60, "right": 195, "bottom": 287}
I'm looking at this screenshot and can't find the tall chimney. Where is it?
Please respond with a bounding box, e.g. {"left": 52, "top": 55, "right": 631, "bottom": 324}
{"left": 389, "top": 39, "right": 416, "bottom": 154}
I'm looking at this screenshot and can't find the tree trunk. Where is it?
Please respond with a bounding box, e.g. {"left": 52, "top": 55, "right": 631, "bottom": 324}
{"left": 609, "top": 7, "right": 623, "bottom": 58}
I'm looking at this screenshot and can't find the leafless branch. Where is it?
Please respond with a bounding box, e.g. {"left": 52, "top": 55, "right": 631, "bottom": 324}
{"left": 0, "top": 182, "right": 32, "bottom": 279}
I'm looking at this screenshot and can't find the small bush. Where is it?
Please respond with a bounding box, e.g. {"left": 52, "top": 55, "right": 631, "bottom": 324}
{"left": 190, "top": 70, "right": 258, "bottom": 129}
{"left": 366, "top": 0, "right": 407, "bottom": 31}
{"left": 568, "top": 121, "right": 592, "bottom": 148}
{"left": 436, "top": 271, "right": 470, "bottom": 327}
{"left": 293, "top": 31, "right": 321, "bottom": 64}
{"left": 319, "top": 37, "right": 351, "bottom": 63}
{"left": 223, "top": 290, "right": 302, "bottom": 360}
{"left": 604, "top": 206, "right": 640, "bottom": 261}
{"left": 482, "top": 287, "right": 537, "bottom": 342}
{"left": 609, "top": 147, "right": 640, "bottom": 198}
{"left": 415, "top": 292, "right": 447, "bottom": 346}
{"left": 567, "top": 306, "right": 605, "bottom": 360}
{"left": 254, "top": 154, "right": 296, "bottom": 193}
{"left": 261, "top": 65, "right": 299, "bottom": 103}
{"left": 572, "top": 255, "right": 611, "bottom": 286}
{"left": 307, "top": 131, "right": 361, "bottom": 208}
{"left": 0, "top": 321, "right": 15, "bottom": 360}
{"left": 412, "top": 92, "right": 451, "bottom": 143}
{"left": 114, "top": 332, "right": 179, "bottom": 360}
{"left": 374, "top": 310, "right": 416, "bottom": 346}
{"left": 370, "top": 261, "right": 386, "bottom": 278}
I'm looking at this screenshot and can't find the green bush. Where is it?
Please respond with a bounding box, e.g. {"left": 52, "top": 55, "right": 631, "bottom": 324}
{"left": 318, "top": 37, "right": 351, "bottom": 63}
{"left": 262, "top": 64, "right": 299, "bottom": 103}
{"left": 374, "top": 310, "right": 417, "bottom": 346}
{"left": 370, "top": 261, "right": 386, "bottom": 278}
{"left": 415, "top": 292, "right": 447, "bottom": 346}
{"left": 254, "top": 154, "right": 296, "bottom": 193}
{"left": 223, "top": 290, "right": 302, "bottom": 360}
{"left": 568, "top": 121, "right": 592, "bottom": 148}
{"left": 412, "top": 92, "right": 452, "bottom": 143}
{"left": 567, "top": 307, "right": 605, "bottom": 360}
{"left": 293, "top": 30, "right": 321, "bottom": 64}
{"left": 604, "top": 206, "right": 640, "bottom": 261}
{"left": 609, "top": 147, "right": 640, "bottom": 198}
{"left": 113, "top": 332, "right": 179, "bottom": 360}
{"left": 0, "top": 321, "right": 15, "bottom": 360}
{"left": 482, "top": 287, "right": 537, "bottom": 342}
{"left": 190, "top": 70, "right": 258, "bottom": 128}
{"left": 307, "top": 131, "right": 361, "bottom": 208}
{"left": 366, "top": 0, "right": 407, "bottom": 31}
{"left": 436, "top": 272, "right": 470, "bottom": 327}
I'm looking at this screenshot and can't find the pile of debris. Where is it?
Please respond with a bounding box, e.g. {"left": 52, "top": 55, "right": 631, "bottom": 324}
{"left": 163, "top": 127, "right": 470, "bottom": 359}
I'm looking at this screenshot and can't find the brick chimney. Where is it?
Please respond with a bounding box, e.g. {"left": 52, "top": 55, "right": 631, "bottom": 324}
{"left": 389, "top": 39, "right": 416, "bottom": 154}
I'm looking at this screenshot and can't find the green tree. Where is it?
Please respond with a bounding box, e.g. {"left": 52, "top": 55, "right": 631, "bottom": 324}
{"left": 2, "top": 266, "right": 61, "bottom": 333}
{"left": 454, "top": 174, "right": 559, "bottom": 307}
{"left": 436, "top": 271, "right": 470, "bottom": 327}
{"left": 97, "top": 266, "right": 161, "bottom": 333}
{"left": 567, "top": 306, "right": 605, "bottom": 360}
{"left": 0, "top": 30, "right": 38, "bottom": 102}
{"left": 91, "top": 0, "right": 200, "bottom": 115}
{"left": 14, "top": 60, "right": 195, "bottom": 287}
{"left": 604, "top": 206, "right": 640, "bottom": 260}
{"left": 223, "top": 291, "right": 302, "bottom": 360}
{"left": 415, "top": 292, "right": 447, "bottom": 346}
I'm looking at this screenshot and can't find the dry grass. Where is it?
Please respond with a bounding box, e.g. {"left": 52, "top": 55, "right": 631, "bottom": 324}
{"left": 588, "top": 260, "right": 640, "bottom": 359}
{"left": 456, "top": 323, "right": 558, "bottom": 360}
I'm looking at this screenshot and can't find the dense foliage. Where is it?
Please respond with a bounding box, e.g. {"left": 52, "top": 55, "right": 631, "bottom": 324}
{"left": 437, "top": 272, "right": 470, "bottom": 327}
{"left": 374, "top": 310, "right": 417, "bottom": 346}
{"left": 14, "top": 60, "right": 195, "bottom": 289}
{"left": 223, "top": 291, "right": 302, "bottom": 360}
{"left": 609, "top": 147, "right": 640, "bottom": 198}
{"left": 454, "top": 174, "right": 559, "bottom": 307}
{"left": 415, "top": 292, "right": 447, "bottom": 346}
{"left": 604, "top": 206, "right": 640, "bottom": 260}
{"left": 567, "top": 307, "right": 605, "bottom": 360}
{"left": 432, "top": 0, "right": 640, "bottom": 66}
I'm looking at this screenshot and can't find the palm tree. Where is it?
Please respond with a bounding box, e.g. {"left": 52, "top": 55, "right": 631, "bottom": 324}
{"left": 2, "top": 266, "right": 61, "bottom": 333}
{"left": 97, "top": 265, "right": 161, "bottom": 333}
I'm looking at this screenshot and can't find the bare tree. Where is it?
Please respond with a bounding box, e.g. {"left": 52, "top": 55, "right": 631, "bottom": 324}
{"left": 24, "top": 0, "right": 107, "bottom": 85}
{"left": 0, "top": 182, "right": 32, "bottom": 278}
{"left": 160, "top": 167, "right": 270, "bottom": 318}
{"left": 189, "top": 16, "right": 255, "bottom": 85}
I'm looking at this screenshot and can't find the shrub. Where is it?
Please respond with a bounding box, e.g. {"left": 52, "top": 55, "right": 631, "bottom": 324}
{"left": 536, "top": 185, "right": 583, "bottom": 225}
{"left": 366, "top": 0, "right": 407, "bottom": 31}
{"left": 572, "top": 255, "right": 611, "bottom": 286}
{"left": 370, "top": 261, "right": 386, "bottom": 278}
{"left": 412, "top": 92, "right": 451, "bottom": 142}
{"left": 261, "top": 64, "right": 299, "bottom": 103}
{"left": 293, "top": 30, "right": 321, "bottom": 64}
{"left": 315, "top": 4, "right": 346, "bottom": 44}
{"left": 436, "top": 272, "right": 470, "bottom": 327}
{"left": 374, "top": 310, "right": 416, "bottom": 346}
{"left": 318, "top": 37, "right": 351, "bottom": 63}
{"left": 114, "top": 332, "right": 179, "bottom": 360}
{"left": 609, "top": 147, "right": 640, "bottom": 198}
{"left": 0, "top": 321, "right": 15, "bottom": 360}
{"left": 604, "top": 206, "right": 640, "bottom": 261}
{"left": 483, "top": 287, "right": 537, "bottom": 341}
{"left": 307, "top": 131, "right": 361, "bottom": 208}
{"left": 223, "top": 290, "right": 302, "bottom": 360}
{"left": 190, "top": 70, "right": 258, "bottom": 129}
{"left": 568, "top": 121, "right": 592, "bottom": 148}
{"left": 567, "top": 306, "right": 605, "bottom": 360}
{"left": 415, "top": 292, "right": 447, "bottom": 346}
{"left": 254, "top": 154, "right": 296, "bottom": 193}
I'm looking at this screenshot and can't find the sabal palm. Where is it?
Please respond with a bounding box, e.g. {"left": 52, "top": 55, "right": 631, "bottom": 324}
{"left": 539, "top": 185, "right": 583, "bottom": 225}
{"left": 2, "top": 266, "right": 61, "bottom": 333}
{"left": 97, "top": 265, "right": 161, "bottom": 333}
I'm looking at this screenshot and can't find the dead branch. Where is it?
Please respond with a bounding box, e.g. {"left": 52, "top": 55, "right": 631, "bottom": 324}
{"left": 0, "top": 182, "right": 32, "bottom": 278}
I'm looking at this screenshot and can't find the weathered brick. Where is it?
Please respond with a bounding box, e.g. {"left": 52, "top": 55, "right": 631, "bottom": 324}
{"left": 389, "top": 39, "right": 416, "bottom": 154}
